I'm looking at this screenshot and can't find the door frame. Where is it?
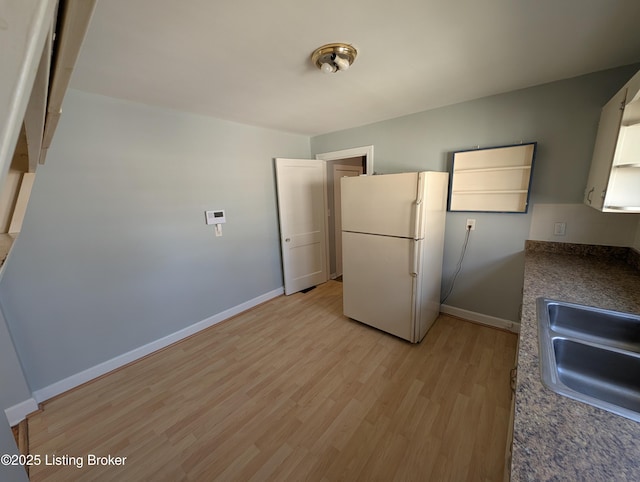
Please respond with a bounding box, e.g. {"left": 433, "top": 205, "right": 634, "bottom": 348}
{"left": 315, "top": 145, "right": 374, "bottom": 173}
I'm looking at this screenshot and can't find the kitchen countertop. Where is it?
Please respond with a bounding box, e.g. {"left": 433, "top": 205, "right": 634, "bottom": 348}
{"left": 511, "top": 241, "right": 640, "bottom": 481}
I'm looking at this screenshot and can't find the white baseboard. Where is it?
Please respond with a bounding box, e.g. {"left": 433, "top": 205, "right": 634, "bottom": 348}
{"left": 31, "top": 287, "right": 284, "bottom": 405}
{"left": 440, "top": 304, "right": 520, "bottom": 333}
{"left": 5, "top": 398, "right": 38, "bottom": 426}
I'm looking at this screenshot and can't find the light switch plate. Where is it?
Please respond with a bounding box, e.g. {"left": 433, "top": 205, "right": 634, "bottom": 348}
{"left": 554, "top": 222, "right": 566, "bottom": 236}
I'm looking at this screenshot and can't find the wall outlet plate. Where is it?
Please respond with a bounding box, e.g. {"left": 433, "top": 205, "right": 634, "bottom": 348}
{"left": 466, "top": 219, "right": 476, "bottom": 230}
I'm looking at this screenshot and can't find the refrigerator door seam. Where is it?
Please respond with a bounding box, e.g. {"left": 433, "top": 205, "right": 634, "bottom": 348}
{"left": 342, "top": 230, "right": 416, "bottom": 240}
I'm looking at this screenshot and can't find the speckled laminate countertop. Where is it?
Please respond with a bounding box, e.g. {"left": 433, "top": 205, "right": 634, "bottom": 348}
{"left": 511, "top": 242, "right": 640, "bottom": 481}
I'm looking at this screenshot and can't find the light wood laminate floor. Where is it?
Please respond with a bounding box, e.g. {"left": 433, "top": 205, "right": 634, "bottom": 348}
{"left": 27, "top": 280, "right": 517, "bottom": 481}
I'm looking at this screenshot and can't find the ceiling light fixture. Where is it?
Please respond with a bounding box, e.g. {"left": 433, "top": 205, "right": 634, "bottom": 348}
{"left": 311, "top": 43, "right": 358, "bottom": 74}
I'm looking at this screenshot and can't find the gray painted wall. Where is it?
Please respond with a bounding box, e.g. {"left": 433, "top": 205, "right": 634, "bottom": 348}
{"left": 0, "top": 415, "right": 28, "bottom": 482}
{"left": 311, "top": 65, "right": 639, "bottom": 322}
{"left": 0, "top": 89, "right": 310, "bottom": 391}
{"left": 0, "top": 307, "right": 31, "bottom": 412}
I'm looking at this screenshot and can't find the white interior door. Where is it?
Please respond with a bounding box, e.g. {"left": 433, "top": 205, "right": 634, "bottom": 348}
{"left": 333, "top": 164, "right": 363, "bottom": 277}
{"left": 275, "top": 158, "right": 329, "bottom": 295}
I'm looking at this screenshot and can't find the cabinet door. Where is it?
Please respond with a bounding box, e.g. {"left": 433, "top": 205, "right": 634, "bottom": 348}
{"left": 584, "top": 88, "right": 626, "bottom": 210}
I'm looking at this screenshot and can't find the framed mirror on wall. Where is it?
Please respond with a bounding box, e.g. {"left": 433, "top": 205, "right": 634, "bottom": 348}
{"left": 448, "top": 142, "right": 537, "bottom": 213}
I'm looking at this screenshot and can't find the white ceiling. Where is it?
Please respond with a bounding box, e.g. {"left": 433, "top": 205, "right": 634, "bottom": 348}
{"left": 70, "top": 0, "right": 640, "bottom": 136}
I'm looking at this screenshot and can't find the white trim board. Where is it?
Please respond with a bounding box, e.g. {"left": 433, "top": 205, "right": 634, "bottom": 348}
{"left": 4, "top": 398, "right": 39, "bottom": 427}
{"left": 440, "top": 304, "right": 520, "bottom": 333}
{"left": 315, "top": 145, "right": 374, "bottom": 174}
{"left": 29, "top": 287, "right": 284, "bottom": 405}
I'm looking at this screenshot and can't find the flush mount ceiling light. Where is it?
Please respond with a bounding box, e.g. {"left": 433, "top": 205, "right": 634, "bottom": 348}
{"left": 311, "top": 43, "right": 358, "bottom": 74}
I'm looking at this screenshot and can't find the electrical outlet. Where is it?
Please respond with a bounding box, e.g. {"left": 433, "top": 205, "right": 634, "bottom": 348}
{"left": 466, "top": 219, "right": 476, "bottom": 231}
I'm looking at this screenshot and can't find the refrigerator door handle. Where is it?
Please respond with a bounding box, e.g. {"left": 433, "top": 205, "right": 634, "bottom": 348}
{"left": 410, "top": 238, "right": 420, "bottom": 277}
{"left": 413, "top": 173, "right": 425, "bottom": 239}
{"left": 415, "top": 173, "right": 424, "bottom": 206}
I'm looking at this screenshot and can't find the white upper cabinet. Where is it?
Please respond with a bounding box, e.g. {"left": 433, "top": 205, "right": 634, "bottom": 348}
{"left": 584, "top": 70, "right": 640, "bottom": 212}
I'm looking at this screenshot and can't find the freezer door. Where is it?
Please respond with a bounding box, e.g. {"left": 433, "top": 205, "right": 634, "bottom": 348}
{"left": 342, "top": 231, "right": 417, "bottom": 342}
{"left": 341, "top": 172, "right": 419, "bottom": 238}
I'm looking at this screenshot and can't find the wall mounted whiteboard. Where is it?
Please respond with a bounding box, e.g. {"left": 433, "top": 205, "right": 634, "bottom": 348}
{"left": 448, "top": 142, "right": 536, "bottom": 213}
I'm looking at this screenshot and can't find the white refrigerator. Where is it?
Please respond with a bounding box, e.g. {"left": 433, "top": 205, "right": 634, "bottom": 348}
{"left": 340, "top": 171, "right": 448, "bottom": 343}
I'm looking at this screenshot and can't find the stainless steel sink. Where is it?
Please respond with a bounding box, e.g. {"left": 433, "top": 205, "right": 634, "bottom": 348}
{"left": 547, "top": 301, "right": 640, "bottom": 352}
{"left": 537, "top": 298, "right": 640, "bottom": 422}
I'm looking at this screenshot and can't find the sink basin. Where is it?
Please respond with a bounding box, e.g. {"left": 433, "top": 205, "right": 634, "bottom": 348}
{"left": 553, "top": 338, "right": 640, "bottom": 414}
{"left": 547, "top": 301, "right": 640, "bottom": 352}
{"left": 537, "top": 298, "right": 640, "bottom": 422}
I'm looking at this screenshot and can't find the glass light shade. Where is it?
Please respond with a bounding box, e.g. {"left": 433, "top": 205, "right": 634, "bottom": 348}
{"left": 321, "top": 62, "right": 336, "bottom": 74}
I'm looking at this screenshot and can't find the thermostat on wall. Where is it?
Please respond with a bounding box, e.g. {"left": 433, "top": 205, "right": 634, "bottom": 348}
{"left": 205, "top": 210, "right": 226, "bottom": 225}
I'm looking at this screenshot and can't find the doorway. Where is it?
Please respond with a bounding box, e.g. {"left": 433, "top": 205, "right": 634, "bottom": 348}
{"left": 328, "top": 159, "right": 363, "bottom": 277}
{"left": 316, "top": 146, "right": 373, "bottom": 279}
